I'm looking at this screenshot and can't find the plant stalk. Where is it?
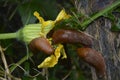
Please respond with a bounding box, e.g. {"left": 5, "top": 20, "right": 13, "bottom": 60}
{"left": 0, "top": 32, "right": 18, "bottom": 40}
{"left": 80, "top": 0, "right": 120, "bottom": 30}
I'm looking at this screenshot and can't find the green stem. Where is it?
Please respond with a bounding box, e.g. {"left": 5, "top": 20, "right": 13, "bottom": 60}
{"left": 0, "top": 32, "right": 18, "bottom": 40}
{"left": 80, "top": 0, "right": 120, "bottom": 30}
{"left": 10, "top": 53, "right": 33, "bottom": 73}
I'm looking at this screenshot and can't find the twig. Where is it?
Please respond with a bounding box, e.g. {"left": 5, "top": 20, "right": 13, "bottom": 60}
{"left": 0, "top": 70, "right": 21, "bottom": 80}
{"left": 0, "top": 77, "right": 6, "bottom": 80}
{"left": 62, "top": 70, "right": 72, "bottom": 80}
{"left": 10, "top": 53, "right": 33, "bottom": 73}
{"left": 0, "top": 45, "right": 11, "bottom": 80}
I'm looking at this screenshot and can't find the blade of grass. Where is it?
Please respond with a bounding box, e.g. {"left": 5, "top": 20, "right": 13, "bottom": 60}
{"left": 80, "top": 0, "right": 120, "bottom": 30}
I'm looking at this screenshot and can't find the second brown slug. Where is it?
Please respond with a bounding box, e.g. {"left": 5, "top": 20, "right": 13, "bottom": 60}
{"left": 29, "top": 37, "right": 54, "bottom": 55}
{"left": 77, "top": 48, "right": 106, "bottom": 78}
{"left": 52, "top": 29, "right": 93, "bottom": 47}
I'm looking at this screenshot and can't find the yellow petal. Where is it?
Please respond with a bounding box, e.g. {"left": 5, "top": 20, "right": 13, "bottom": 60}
{"left": 55, "top": 9, "right": 71, "bottom": 22}
{"left": 40, "top": 21, "right": 55, "bottom": 37}
{"left": 38, "top": 44, "right": 63, "bottom": 68}
{"left": 42, "top": 21, "right": 55, "bottom": 29}
{"left": 61, "top": 48, "right": 67, "bottom": 59}
{"left": 38, "top": 55, "right": 57, "bottom": 68}
{"left": 34, "top": 11, "right": 44, "bottom": 23}
{"left": 47, "top": 38, "right": 52, "bottom": 45}
{"left": 54, "top": 44, "right": 63, "bottom": 58}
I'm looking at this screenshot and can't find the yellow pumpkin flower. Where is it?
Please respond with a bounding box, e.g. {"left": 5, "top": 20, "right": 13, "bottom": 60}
{"left": 20, "top": 9, "right": 70, "bottom": 44}
{"left": 33, "top": 9, "right": 70, "bottom": 68}
{"left": 33, "top": 9, "right": 71, "bottom": 37}
{"left": 0, "top": 9, "right": 70, "bottom": 69}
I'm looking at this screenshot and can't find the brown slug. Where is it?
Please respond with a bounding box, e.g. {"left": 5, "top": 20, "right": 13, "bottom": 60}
{"left": 29, "top": 37, "right": 54, "bottom": 55}
{"left": 77, "top": 48, "right": 106, "bottom": 78}
{"left": 52, "top": 29, "right": 93, "bottom": 47}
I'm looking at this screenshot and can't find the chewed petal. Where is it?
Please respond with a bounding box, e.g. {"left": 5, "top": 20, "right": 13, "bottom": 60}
{"left": 38, "top": 55, "right": 57, "bottom": 68}
{"left": 55, "top": 9, "right": 71, "bottom": 22}
{"left": 34, "top": 11, "right": 44, "bottom": 23}
{"left": 38, "top": 44, "right": 63, "bottom": 68}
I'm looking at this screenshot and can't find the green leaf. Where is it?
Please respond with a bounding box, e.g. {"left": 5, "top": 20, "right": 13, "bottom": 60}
{"left": 18, "top": 0, "right": 58, "bottom": 25}
{"left": 24, "top": 62, "right": 30, "bottom": 76}
{"left": 103, "top": 12, "right": 115, "bottom": 21}
{"left": 111, "top": 19, "right": 120, "bottom": 31}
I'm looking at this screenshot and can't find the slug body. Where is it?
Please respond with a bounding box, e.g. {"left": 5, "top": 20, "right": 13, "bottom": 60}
{"left": 77, "top": 48, "right": 106, "bottom": 78}
{"left": 52, "top": 29, "right": 93, "bottom": 47}
{"left": 29, "top": 37, "right": 54, "bottom": 55}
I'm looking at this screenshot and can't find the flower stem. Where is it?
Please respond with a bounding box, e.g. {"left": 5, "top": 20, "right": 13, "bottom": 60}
{"left": 0, "top": 32, "right": 18, "bottom": 40}
{"left": 80, "top": 0, "right": 120, "bottom": 30}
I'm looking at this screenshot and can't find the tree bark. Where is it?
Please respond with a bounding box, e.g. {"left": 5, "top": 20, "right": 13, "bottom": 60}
{"left": 77, "top": 0, "right": 120, "bottom": 80}
{"left": 86, "top": 18, "right": 120, "bottom": 80}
